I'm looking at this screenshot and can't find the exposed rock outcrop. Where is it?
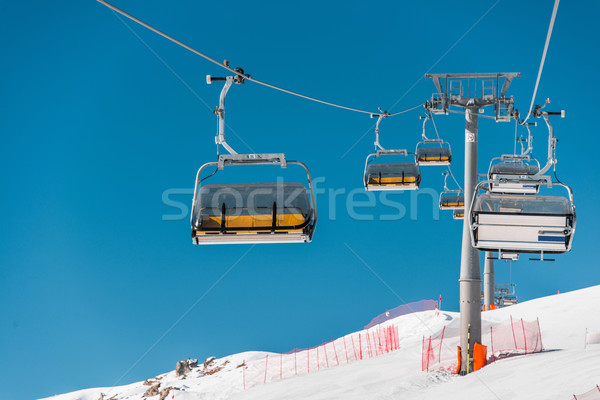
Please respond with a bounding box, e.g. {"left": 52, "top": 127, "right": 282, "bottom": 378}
{"left": 158, "top": 387, "right": 179, "bottom": 400}
{"left": 142, "top": 383, "right": 161, "bottom": 398}
{"left": 175, "top": 358, "right": 198, "bottom": 378}
{"left": 203, "top": 357, "right": 216, "bottom": 369}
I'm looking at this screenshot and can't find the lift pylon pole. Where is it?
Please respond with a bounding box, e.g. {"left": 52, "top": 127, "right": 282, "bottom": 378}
{"left": 425, "top": 72, "right": 519, "bottom": 374}
{"left": 484, "top": 252, "right": 495, "bottom": 311}
{"left": 459, "top": 104, "right": 482, "bottom": 373}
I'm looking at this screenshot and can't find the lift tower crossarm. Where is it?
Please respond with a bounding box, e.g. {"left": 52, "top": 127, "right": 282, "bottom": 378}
{"left": 426, "top": 73, "right": 520, "bottom": 122}
{"left": 426, "top": 72, "right": 520, "bottom": 88}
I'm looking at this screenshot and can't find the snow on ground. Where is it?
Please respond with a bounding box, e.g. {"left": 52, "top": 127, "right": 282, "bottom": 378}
{"left": 41, "top": 285, "right": 600, "bottom": 400}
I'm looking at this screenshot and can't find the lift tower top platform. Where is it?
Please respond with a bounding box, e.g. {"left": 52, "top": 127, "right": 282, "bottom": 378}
{"left": 425, "top": 73, "right": 520, "bottom": 122}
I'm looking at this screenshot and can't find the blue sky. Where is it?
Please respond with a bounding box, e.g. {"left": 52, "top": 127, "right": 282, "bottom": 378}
{"left": 1, "top": 1, "right": 599, "bottom": 398}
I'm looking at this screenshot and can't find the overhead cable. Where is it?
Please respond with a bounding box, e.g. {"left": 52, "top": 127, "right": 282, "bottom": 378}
{"left": 521, "top": 0, "right": 560, "bottom": 124}
{"left": 97, "top": 0, "right": 423, "bottom": 117}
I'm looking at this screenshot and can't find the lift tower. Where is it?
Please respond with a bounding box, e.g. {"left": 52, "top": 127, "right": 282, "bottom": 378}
{"left": 425, "top": 73, "right": 519, "bottom": 374}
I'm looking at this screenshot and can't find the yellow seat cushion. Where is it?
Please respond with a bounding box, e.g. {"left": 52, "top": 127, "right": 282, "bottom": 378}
{"left": 368, "top": 176, "right": 417, "bottom": 185}
{"left": 442, "top": 201, "right": 465, "bottom": 208}
{"left": 418, "top": 155, "right": 450, "bottom": 162}
{"left": 197, "top": 213, "right": 306, "bottom": 234}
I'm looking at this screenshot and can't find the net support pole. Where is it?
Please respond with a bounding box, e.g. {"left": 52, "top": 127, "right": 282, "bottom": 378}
{"left": 343, "top": 337, "right": 349, "bottom": 363}
{"left": 459, "top": 103, "right": 482, "bottom": 374}
{"left": 484, "top": 251, "right": 495, "bottom": 311}
{"left": 264, "top": 355, "right": 268, "bottom": 384}
{"left": 332, "top": 339, "right": 339, "bottom": 366}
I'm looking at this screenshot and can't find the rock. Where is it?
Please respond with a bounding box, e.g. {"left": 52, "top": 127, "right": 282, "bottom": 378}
{"left": 176, "top": 359, "right": 198, "bottom": 378}
{"left": 175, "top": 361, "right": 188, "bottom": 378}
{"left": 203, "top": 356, "right": 216, "bottom": 369}
{"left": 203, "top": 360, "right": 228, "bottom": 375}
{"left": 158, "top": 387, "right": 180, "bottom": 400}
{"left": 142, "top": 383, "right": 160, "bottom": 398}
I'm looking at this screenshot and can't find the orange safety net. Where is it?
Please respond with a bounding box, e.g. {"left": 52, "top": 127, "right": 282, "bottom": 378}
{"left": 573, "top": 384, "right": 600, "bottom": 400}
{"left": 422, "top": 327, "right": 446, "bottom": 372}
{"left": 490, "top": 316, "right": 543, "bottom": 361}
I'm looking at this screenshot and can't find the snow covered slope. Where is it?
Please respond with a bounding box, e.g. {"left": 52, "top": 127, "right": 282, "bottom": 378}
{"left": 41, "top": 285, "right": 600, "bottom": 400}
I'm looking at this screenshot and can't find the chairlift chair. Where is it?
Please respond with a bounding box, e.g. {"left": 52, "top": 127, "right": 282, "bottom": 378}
{"left": 439, "top": 170, "right": 464, "bottom": 210}
{"left": 191, "top": 154, "right": 317, "bottom": 244}
{"left": 502, "top": 298, "right": 518, "bottom": 306}
{"left": 415, "top": 113, "right": 452, "bottom": 166}
{"left": 495, "top": 284, "right": 518, "bottom": 307}
{"left": 363, "top": 112, "right": 421, "bottom": 191}
{"left": 416, "top": 140, "right": 452, "bottom": 166}
{"left": 453, "top": 209, "right": 464, "bottom": 220}
{"left": 364, "top": 150, "right": 421, "bottom": 191}
{"left": 472, "top": 106, "right": 576, "bottom": 256}
{"left": 487, "top": 155, "right": 541, "bottom": 194}
{"left": 469, "top": 182, "right": 576, "bottom": 254}
{"left": 190, "top": 73, "right": 317, "bottom": 244}
{"left": 440, "top": 194, "right": 465, "bottom": 210}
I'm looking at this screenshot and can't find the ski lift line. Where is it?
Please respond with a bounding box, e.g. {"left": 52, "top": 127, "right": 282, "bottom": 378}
{"left": 430, "top": 113, "right": 441, "bottom": 141}
{"left": 445, "top": 168, "right": 463, "bottom": 193}
{"left": 110, "top": 9, "right": 258, "bottom": 154}
{"left": 387, "top": 103, "right": 427, "bottom": 117}
{"left": 520, "top": 0, "right": 560, "bottom": 125}
{"left": 97, "top": 0, "right": 423, "bottom": 118}
{"left": 430, "top": 113, "right": 463, "bottom": 191}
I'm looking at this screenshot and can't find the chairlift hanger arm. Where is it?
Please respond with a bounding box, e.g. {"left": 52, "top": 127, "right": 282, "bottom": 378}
{"left": 519, "top": 121, "right": 536, "bottom": 156}
{"left": 533, "top": 103, "right": 564, "bottom": 177}
{"left": 442, "top": 170, "right": 461, "bottom": 193}
{"left": 371, "top": 109, "right": 389, "bottom": 151}
{"left": 208, "top": 73, "right": 247, "bottom": 155}
{"left": 216, "top": 76, "right": 236, "bottom": 154}
{"left": 420, "top": 113, "right": 431, "bottom": 141}
{"left": 443, "top": 170, "right": 450, "bottom": 192}
{"left": 443, "top": 168, "right": 463, "bottom": 193}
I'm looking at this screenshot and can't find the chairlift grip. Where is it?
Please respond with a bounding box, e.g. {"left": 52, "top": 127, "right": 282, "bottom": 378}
{"left": 206, "top": 75, "right": 227, "bottom": 84}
